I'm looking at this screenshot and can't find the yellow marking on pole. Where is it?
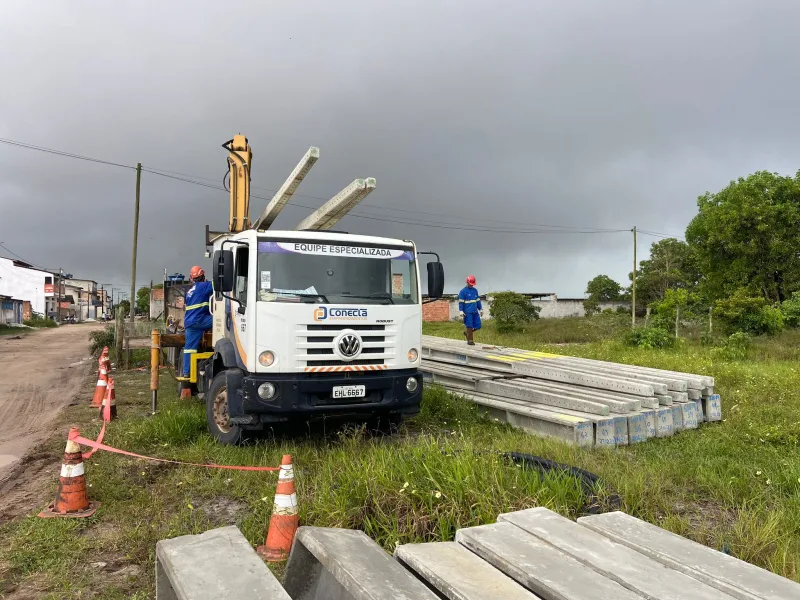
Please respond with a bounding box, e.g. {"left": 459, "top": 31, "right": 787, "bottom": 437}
{"left": 510, "top": 351, "right": 562, "bottom": 359}
{"left": 485, "top": 354, "right": 526, "bottom": 362}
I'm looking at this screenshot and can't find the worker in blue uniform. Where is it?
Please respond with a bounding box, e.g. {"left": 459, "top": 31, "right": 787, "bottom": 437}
{"left": 458, "top": 275, "right": 483, "bottom": 345}
{"left": 181, "top": 265, "right": 213, "bottom": 398}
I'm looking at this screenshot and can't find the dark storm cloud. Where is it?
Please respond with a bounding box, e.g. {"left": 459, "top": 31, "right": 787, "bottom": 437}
{"left": 1, "top": 0, "right": 799, "bottom": 296}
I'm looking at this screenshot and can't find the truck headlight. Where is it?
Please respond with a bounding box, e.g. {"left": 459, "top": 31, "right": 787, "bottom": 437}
{"left": 406, "top": 377, "right": 418, "bottom": 393}
{"left": 258, "top": 382, "right": 277, "bottom": 400}
{"left": 407, "top": 348, "right": 418, "bottom": 362}
{"left": 258, "top": 351, "right": 275, "bottom": 367}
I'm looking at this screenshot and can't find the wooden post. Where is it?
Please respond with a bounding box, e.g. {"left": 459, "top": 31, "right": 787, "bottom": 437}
{"left": 645, "top": 306, "right": 651, "bottom": 328}
{"left": 151, "top": 329, "right": 161, "bottom": 414}
{"left": 708, "top": 306, "right": 713, "bottom": 333}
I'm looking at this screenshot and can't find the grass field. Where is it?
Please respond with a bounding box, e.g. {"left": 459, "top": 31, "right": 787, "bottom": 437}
{"left": 0, "top": 319, "right": 799, "bottom": 598}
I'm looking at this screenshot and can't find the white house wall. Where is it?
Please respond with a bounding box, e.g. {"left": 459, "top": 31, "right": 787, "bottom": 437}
{"left": 0, "top": 258, "right": 47, "bottom": 315}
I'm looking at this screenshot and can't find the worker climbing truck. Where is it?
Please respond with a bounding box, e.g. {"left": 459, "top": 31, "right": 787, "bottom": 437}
{"left": 184, "top": 136, "right": 444, "bottom": 444}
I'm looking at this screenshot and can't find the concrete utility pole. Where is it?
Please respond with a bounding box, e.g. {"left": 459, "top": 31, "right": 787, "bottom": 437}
{"left": 631, "top": 226, "right": 637, "bottom": 328}
{"left": 128, "top": 162, "right": 142, "bottom": 368}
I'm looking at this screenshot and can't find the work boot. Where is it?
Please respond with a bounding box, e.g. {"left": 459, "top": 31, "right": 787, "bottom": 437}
{"left": 466, "top": 328, "right": 475, "bottom": 345}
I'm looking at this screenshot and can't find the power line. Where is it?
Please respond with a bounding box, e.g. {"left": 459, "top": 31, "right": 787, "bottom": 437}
{"left": 638, "top": 229, "right": 685, "bottom": 241}
{"left": 0, "top": 137, "right": 135, "bottom": 170}
{"left": 0, "top": 242, "right": 35, "bottom": 264}
{"left": 0, "top": 135, "right": 649, "bottom": 235}
{"left": 143, "top": 164, "right": 623, "bottom": 232}
{"left": 142, "top": 166, "right": 629, "bottom": 233}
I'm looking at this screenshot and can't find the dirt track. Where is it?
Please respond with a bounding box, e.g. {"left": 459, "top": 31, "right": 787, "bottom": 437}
{"left": 0, "top": 324, "right": 100, "bottom": 475}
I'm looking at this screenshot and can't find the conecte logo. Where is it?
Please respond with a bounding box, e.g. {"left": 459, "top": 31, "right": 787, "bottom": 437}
{"left": 313, "top": 307, "right": 368, "bottom": 321}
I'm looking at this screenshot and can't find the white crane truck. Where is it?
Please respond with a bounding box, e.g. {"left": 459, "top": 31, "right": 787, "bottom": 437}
{"left": 188, "top": 136, "right": 444, "bottom": 444}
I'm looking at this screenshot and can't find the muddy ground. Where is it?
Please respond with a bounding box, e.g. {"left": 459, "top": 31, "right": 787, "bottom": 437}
{"left": 0, "top": 323, "right": 101, "bottom": 523}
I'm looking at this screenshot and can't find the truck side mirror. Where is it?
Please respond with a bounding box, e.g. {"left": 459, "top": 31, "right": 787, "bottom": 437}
{"left": 427, "top": 262, "right": 445, "bottom": 299}
{"left": 213, "top": 250, "right": 235, "bottom": 292}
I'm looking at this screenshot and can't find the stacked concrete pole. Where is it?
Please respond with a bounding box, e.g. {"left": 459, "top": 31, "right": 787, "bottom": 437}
{"left": 421, "top": 335, "right": 721, "bottom": 448}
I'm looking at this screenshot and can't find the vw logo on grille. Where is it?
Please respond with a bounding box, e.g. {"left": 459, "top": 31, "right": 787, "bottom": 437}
{"left": 337, "top": 333, "right": 362, "bottom": 359}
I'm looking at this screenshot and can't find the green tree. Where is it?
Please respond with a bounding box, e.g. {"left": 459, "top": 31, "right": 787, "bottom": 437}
{"left": 632, "top": 238, "right": 700, "bottom": 307}
{"left": 686, "top": 170, "right": 800, "bottom": 303}
{"left": 584, "top": 275, "right": 622, "bottom": 316}
{"left": 136, "top": 287, "right": 150, "bottom": 315}
{"left": 489, "top": 291, "right": 541, "bottom": 333}
{"left": 586, "top": 275, "right": 622, "bottom": 301}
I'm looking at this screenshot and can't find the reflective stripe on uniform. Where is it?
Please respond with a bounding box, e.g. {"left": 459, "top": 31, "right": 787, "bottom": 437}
{"left": 185, "top": 302, "right": 210, "bottom": 311}
{"left": 184, "top": 349, "right": 197, "bottom": 354}
{"left": 461, "top": 299, "right": 478, "bottom": 303}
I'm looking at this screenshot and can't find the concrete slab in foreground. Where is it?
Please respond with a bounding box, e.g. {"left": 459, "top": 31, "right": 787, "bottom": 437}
{"left": 155, "top": 526, "right": 289, "bottom": 600}
{"left": 395, "top": 541, "right": 541, "bottom": 600}
{"left": 578, "top": 511, "right": 800, "bottom": 600}
{"left": 499, "top": 507, "right": 735, "bottom": 600}
{"left": 283, "top": 526, "right": 439, "bottom": 600}
{"left": 456, "top": 521, "right": 643, "bottom": 600}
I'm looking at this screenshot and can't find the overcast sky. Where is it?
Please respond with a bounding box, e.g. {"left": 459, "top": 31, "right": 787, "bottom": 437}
{"left": 1, "top": 1, "right": 799, "bottom": 298}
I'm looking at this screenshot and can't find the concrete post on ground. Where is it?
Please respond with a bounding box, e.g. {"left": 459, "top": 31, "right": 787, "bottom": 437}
{"left": 150, "top": 329, "right": 160, "bottom": 414}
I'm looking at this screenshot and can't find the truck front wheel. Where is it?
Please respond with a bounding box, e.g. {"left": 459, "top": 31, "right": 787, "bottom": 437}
{"left": 206, "top": 370, "right": 243, "bottom": 445}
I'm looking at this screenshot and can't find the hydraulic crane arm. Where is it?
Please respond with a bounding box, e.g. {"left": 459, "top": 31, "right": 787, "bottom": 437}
{"left": 223, "top": 135, "right": 253, "bottom": 233}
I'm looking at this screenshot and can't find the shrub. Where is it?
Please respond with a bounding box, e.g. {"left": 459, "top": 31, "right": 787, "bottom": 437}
{"left": 715, "top": 289, "right": 784, "bottom": 335}
{"left": 23, "top": 312, "right": 57, "bottom": 328}
{"left": 89, "top": 325, "right": 116, "bottom": 357}
{"left": 489, "top": 291, "right": 541, "bottom": 333}
{"left": 780, "top": 292, "right": 800, "bottom": 327}
{"left": 718, "top": 331, "right": 751, "bottom": 360}
{"left": 623, "top": 327, "right": 674, "bottom": 349}
{"left": 583, "top": 298, "right": 600, "bottom": 316}
{"left": 743, "top": 306, "right": 784, "bottom": 336}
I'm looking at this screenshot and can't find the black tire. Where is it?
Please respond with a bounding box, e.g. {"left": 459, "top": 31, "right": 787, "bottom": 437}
{"left": 206, "top": 370, "right": 244, "bottom": 445}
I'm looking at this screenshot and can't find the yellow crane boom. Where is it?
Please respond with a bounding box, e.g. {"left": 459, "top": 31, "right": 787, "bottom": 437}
{"left": 223, "top": 135, "right": 252, "bottom": 232}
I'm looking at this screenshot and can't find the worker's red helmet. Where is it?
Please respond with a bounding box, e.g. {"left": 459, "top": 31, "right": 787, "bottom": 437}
{"left": 466, "top": 275, "right": 476, "bottom": 286}
{"left": 190, "top": 266, "right": 205, "bottom": 281}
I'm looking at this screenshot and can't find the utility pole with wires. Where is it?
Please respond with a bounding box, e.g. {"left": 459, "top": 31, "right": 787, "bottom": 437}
{"left": 631, "top": 226, "right": 637, "bottom": 328}
{"left": 127, "top": 162, "right": 142, "bottom": 368}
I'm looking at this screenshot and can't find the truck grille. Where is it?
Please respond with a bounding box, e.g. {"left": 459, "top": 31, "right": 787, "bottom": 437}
{"left": 296, "top": 323, "right": 396, "bottom": 370}
{"left": 306, "top": 358, "right": 385, "bottom": 367}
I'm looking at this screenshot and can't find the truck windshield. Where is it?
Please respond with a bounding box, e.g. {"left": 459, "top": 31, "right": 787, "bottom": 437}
{"left": 256, "top": 240, "right": 418, "bottom": 305}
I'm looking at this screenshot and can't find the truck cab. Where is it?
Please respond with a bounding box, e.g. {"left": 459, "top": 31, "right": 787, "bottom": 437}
{"left": 197, "top": 228, "right": 444, "bottom": 443}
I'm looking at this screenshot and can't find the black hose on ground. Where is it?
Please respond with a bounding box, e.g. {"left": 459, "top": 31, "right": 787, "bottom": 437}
{"left": 502, "top": 452, "right": 621, "bottom": 515}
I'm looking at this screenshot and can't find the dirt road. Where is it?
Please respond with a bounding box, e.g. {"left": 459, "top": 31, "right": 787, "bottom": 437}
{"left": 0, "top": 324, "right": 101, "bottom": 475}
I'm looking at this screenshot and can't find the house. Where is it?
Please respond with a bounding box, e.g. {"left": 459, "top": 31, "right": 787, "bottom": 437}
{"left": 0, "top": 257, "right": 51, "bottom": 323}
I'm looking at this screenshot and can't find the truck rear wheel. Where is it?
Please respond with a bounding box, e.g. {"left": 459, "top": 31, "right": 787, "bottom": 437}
{"left": 206, "top": 370, "right": 243, "bottom": 445}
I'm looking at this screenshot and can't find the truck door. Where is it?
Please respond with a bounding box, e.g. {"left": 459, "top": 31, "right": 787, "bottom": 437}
{"left": 231, "top": 244, "right": 254, "bottom": 370}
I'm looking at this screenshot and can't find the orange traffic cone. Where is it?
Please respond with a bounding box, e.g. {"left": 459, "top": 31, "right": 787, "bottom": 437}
{"left": 38, "top": 428, "right": 99, "bottom": 518}
{"left": 91, "top": 356, "right": 109, "bottom": 407}
{"left": 99, "top": 377, "right": 116, "bottom": 421}
{"left": 257, "top": 455, "right": 299, "bottom": 562}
